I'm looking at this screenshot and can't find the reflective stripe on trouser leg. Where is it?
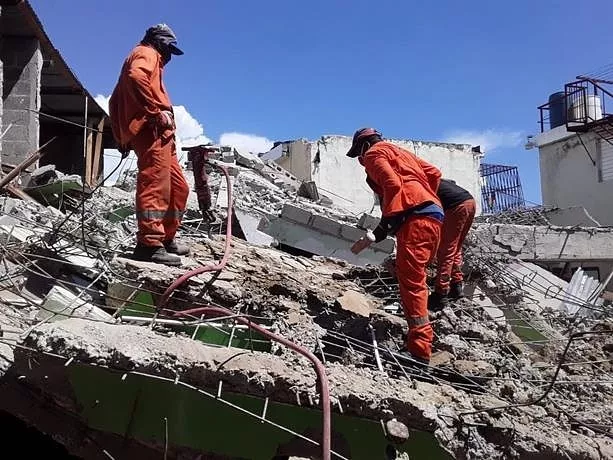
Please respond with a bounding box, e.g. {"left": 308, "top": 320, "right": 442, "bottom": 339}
{"left": 163, "top": 149, "right": 190, "bottom": 242}
{"left": 395, "top": 215, "right": 442, "bottom": 360}
{"left": 132, "top": 127, "right": 172, "bottom": 247}
{"left": 136, "top": 210, "right": 185, "bottom": 220}
{"left": 408, "top": 315, "right": 430, "bottom": 327}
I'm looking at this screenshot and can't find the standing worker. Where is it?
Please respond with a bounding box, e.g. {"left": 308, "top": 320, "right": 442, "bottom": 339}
{"left": 109, "top": 24, "right": 189, "bottom": 266}
{"left": 348, "top": 128, "right": 443, "bottom": 366}
{"left": 428, "top": 179, "right": 476, "bottom": 310}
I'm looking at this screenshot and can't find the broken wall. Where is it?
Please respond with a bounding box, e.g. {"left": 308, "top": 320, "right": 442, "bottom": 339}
{"left": 0, "top": 29, "right": 42, "bottom": 166}
{"left": 538, "top": 131, "right": 613, "bottom": 225}
{"left": 270, "top": 136, "right": 482, "bottom": 216}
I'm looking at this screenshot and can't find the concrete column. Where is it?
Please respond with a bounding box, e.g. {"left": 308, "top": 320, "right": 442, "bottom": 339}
{"left": 0, "top": 36, "right": 42, "bottom": 166}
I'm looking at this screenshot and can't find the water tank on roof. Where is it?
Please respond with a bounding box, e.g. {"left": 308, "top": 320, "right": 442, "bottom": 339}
{"left": 568, "top": 94, "right": 603, "bottom": 124}
{"left": 548, "top": 92, "right": 567, "bottom": 129}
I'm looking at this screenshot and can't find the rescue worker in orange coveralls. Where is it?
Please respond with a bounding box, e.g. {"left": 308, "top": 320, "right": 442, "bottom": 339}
{"left": 428, "top": 179, "right": 476, "bottom": 311}
{"left": 348, "top": 128, "right": 443, "bottom": 365}
{"left": 109, "top": 24, "right": 189, "bottom": 266}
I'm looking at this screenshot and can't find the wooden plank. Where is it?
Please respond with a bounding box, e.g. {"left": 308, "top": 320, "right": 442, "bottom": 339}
{"left": 91, "top": 117, "right": 105, "bottom": 186}
{"left": 5, "top": 184, "right": 37, "bottom": 203}
{"left": 84, "top": 121, "right": 94, "bottom": 187}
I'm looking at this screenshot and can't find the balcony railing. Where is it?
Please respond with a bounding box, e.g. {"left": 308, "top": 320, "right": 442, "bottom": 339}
{"left": 538, "top": 77, "right": 613, "bottom": 133}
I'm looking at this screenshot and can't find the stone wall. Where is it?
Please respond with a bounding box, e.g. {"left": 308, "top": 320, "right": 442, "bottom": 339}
{"left": 0, "top": 36, "right": 42, "bottom": 166}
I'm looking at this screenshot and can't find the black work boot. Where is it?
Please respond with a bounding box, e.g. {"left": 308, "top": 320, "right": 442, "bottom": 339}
{"left": 428, "top": 291, "right": 449, "bottom": 312}
{"left": 164, "top": 240, "right": 190, "bottom": 256}
{"left": 133, "top": 244, "right": 182, "bottom": 266}
{"left": 449, "top": 281, "right": 464, "bottom": 299}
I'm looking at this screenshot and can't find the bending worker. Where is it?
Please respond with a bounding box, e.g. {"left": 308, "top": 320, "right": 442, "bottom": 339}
{"left": 109, "top": 24, "right": 189, "bottom": 266}
{"left": 348, "top": 128, "right": 443, "bottom": 365}
{"left": 428, "top": 179, "right": 476, "bottom": 310}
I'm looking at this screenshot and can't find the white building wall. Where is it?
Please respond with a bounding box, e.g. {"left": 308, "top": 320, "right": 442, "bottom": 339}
{"left": 538, "top": 131, "right": 613, "bottom": 225}
{"left": 282, "top": 135, "right": 482, "bottom": 216}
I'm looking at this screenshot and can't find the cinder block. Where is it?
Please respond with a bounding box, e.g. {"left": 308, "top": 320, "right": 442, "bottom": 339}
{"left": 340, "top": 224, "right": 365, "bottom": 242}
{"left": 373, "top": 238, "right": 395, "bottom": 253}
{"left": 310, "top": 215, "right": 342, "bottom": 236}
{"left": 9, "top": 80, "right": 32, "bottom": 97}
{"left": 4, "top": 95, "right": 30, "bottom": 111}
{"left": 281, "top": 203, "right": 312, "bottom": 225}
{"left": 2, "top": 109, "right": 27, "bottom": 125}
{"left": 1, "top": 124, "right": 29, "bottom": 142}
{"left": 357, "top": 213, "right": 380, "bottom": 230}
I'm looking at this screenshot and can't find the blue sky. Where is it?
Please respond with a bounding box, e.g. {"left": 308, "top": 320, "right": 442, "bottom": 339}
{"left": 30, "top": 0, "right": 613, "bottom": 203}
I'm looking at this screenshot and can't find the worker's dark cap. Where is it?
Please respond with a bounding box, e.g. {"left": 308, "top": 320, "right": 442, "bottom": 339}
{"left": 144, "top": 24, "right": 184, "bottom": 55}
{"left": 346, "top": 127, "right": 382, "bottom": 158}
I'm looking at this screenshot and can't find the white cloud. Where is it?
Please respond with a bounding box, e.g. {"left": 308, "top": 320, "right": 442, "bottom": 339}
{"left": 173, "top": 105, "right": 212, "bottom": 146}
{"left": 442, "top": 128, "right": 523, "bottom": 152}
{"left": 219, "top": 132, "right": 274, "bottom": 154}
{"left": 97, "top": 95, "right": 272, "bottom": 184}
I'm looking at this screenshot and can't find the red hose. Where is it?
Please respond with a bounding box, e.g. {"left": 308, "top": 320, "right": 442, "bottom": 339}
{"left": 158, "top": 161, "right": 332, "bottom": 460}
{"left": 157, "top": 164, "right": 233, "bottom": 311}
{"left": 173, "top": 306, "right": 331, "bottom": 460}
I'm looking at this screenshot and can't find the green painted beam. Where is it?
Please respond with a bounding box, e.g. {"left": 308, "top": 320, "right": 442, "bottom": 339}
{"left": 69, "top": 365, "right": 451, "bottom": 460}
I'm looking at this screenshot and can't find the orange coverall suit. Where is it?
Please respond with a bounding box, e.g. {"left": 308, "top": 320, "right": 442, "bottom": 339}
{"left": 435, "top": 180, "right": 476, "bottom": 294}
{"left": 362, "top": 142, "right": 442, "bottom": 360}
{"left": 109, "top": 44, "right": 189, "bottom": 247}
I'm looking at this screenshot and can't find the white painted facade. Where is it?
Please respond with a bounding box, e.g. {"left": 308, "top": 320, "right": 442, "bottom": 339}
{"left": 262, "top": 136, "right": 483, "bottom": 216}
{"left": 535, "top": 126, "right": 613, "bottom": 225}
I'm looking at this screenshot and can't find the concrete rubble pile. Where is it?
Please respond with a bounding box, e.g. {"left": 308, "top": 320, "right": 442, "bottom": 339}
{"left": 0, "top": 152, "right": 612, "bottom": 459}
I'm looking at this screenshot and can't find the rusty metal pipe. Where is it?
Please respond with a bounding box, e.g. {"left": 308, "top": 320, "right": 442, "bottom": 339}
{"left": 157, "top": 163, "right": 233, "bottom": 310}
{"left": 173, "top": 305, "right": 332, "bottom": 460}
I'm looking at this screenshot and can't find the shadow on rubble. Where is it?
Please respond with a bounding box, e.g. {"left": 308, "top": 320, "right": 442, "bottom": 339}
{"left": 0, "top": 410, "right": 80, "bottom": 459}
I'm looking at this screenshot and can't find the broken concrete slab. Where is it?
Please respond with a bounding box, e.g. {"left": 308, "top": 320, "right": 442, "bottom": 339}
{"left": 234, "top": 148, "right": 265, "bottom": 171}
{"left": 234, "top": 208, "right": 275, "bottom": 247}
{"left": 453, "top": 360, "right": 497, "bottom": 377}
{"left": 36, "top": 285, "right": 114, "bottom": 323}
{"left": 335, "top": 290, "right": 376, "bottom": 317}
{"left": 472, "top": 223, "right": 613, "bottom": 261}
{"left": 17, "top": 319, "right": 613, "bottom": 460}
{"left": 385, "top": 419, "right": 410, "bottom": 444}
{"left": 259, "top": 215, "right": 394, "bottom": 266}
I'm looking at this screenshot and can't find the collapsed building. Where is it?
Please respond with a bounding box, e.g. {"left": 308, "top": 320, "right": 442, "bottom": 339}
{"left": 0, "top": 133, "right": 611, "bottom": 459}
{"left": 0, "top": 2, "right": 612, "bottom": 458}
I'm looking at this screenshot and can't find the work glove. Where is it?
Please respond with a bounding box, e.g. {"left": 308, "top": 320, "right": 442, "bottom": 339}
{"left": 351, "top": 230, "right": 375, "bottom": 255}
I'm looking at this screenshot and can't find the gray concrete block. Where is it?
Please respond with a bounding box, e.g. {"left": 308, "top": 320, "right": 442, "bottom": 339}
{"left": 1, "top": 124, "right": 28, "bottom": 141}
{"left": 2, "top": 108, "right": 28, "bottom": 125}
{"left": 340, "top": 224, "right": 365, "bottom": 242}
{"left": 281, "top": 204, "right": 312, "bottom": 225}
{"left": 310, "top": 215, "right": 342, "bottom": 236}
{"left": 357, "top": 213, "right": 380, "bottom": 230}
{"left": 3, "top": 95, "right": 31, "bottom": 111}
{"left": 260, "top": 216, "right": 393, "bottom": 266}
{"left": 8, "top": 80, "right": 32, "bottom": 97}
{"left": 373, "top": 238, "right": 395, "bottom": 253}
